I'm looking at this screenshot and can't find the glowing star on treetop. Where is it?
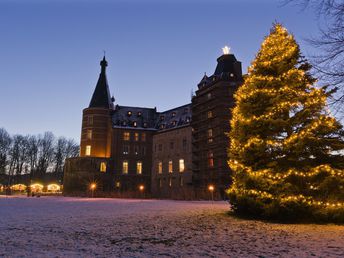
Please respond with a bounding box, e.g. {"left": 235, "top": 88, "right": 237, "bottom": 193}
{"left": 222, "top": 45, "right": 230, "bottom": 55}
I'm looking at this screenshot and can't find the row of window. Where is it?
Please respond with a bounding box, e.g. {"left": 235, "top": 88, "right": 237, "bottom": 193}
{"left": 123, "top": 132, "right": 146, "bottom": 142}
{"left": 158, "top": 177, "right": 184, "bottom": 188}
{"left": 122, "top": 145, "right": 146, "bottom": 156}
{"left": 154, "top": 139, "right": 188, "bottom": 152}
{"left": 157, "top": 159, "right": 185, "bottom": 174}
{"left": 122, "top": 161, "right": 143, "bottom": 174}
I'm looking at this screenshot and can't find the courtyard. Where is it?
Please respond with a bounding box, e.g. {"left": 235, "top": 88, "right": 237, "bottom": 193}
{"left": 0, "top": 196, "right": 343, "bottom": 257}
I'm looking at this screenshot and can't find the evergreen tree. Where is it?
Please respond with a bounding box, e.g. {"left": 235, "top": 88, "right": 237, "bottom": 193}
{"left": 227, "top": 23, "right": 344, "bottom": 222}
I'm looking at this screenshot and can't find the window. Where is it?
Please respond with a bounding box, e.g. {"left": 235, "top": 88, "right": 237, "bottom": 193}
{"left": 160, "top": 116, "right": 165, "bottom": 121}
{"left": 170, "top": 142, "right": 174, "bottom": 149}
{"left": 143, "top": 122, "right": 148, "bottom": 128}
{"left": 127, "top": 111, "right": 132, "bottom": 116}
{"left": 159, "top": 179, "right": 162, "bottom": 188}
{"left": 134, "top": 146, "right": 139, "bottom": 155}
{"left": 180, "top": 177, "right": 184, "bottom": 187}
{"left": 87, "top": 129, "right": 92, "bottom": 140}
{"left": 85, "top": 145, "right": 91, "bottom": 156}
{"left": 207, "top": 111, "right": 213, "bottom": 118}
{"left": 142, "top": 146, "right": 146, "bottom": 156}
{"left": 172, "top": 121, "right": 177, "bottom": 126}
{"left": 183, "top": 108, "right": 188, "bottom": 114}
{"left": 179, "top": 159, "right": 185, "bottom": 173}
{"left": 158, "top": 161, "right": 162, "bottom": 174}
{"left": 100, "top": 162, "right": 106, "bottom": 172}
{"left": 136, "top": 161, "right": 142, "bottom": 174}
{"left": 88, "top": 115, "right": 93, "bottom": 125}
{"left": 134, "top": 133, "right": 139, "bottom": 141}
{"left": 182, "top": 139, "right": 187, "bottom": 149}
{"left": 133, "top": 121, "right": 137, "bottom": 127}
{"left": 115, "top": 181, "right": 121, "bottom": 188}
{"left": 207, "top": 93, "right": 212, "bottom": 99}
{"left": 208, "top": 152, "right": 214, "bottom": 168}
{"left": 141, "top": 133, "right": 146, "bottom": 142}
{"left": 172, "top": 112, "right": 176, "bottom": 117}
{"left": 168, "top": 160, "right": 173, "bottom": 173}
{"left": 208, "top": 129, "right": 213, "bottom": 143}
{"left": 160, "top": 124, "right": 165, "bottom": 129}
{"left": 169, "top": 178, "right": 172, "bottom": 187}
{"left": 123, "top": 145, "right": 129, "bottom": 155}
{"left": 122, "top": 161, "right": 128, "bottom": 174}
{"left": 137, "top": 111, "right": 142, "bottom": 117}
{"left": 123, "top": 132, "right": 130, "bottom": 141}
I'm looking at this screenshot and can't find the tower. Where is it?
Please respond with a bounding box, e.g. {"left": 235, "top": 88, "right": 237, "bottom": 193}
{"left": 80, "top": 56, "right": 113, "bottom": 158}
{"left": 191, "top": 48, "right": 243, "bottom": 199}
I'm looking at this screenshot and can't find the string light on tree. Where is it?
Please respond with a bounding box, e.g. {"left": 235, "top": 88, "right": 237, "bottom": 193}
{"left": 227, "top": 23, "right": 344, "bottom": 223}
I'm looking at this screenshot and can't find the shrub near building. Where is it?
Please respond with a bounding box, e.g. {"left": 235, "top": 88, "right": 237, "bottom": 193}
{"left": 227, "top": 23, "right": 344, "bottom": 223}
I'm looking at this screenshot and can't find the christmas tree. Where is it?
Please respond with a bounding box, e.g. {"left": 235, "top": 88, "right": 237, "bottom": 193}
{"left": 227, "top": 23, "right": 344, "bottom": 222}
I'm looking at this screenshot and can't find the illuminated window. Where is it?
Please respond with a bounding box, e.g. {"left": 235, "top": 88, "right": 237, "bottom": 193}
{"left": 208, "top": 152, "right": 214, "bottom": 168}
{"left": 207, "top": 111, "right": 213, "bottom": 118}
{"left": 133, "top": 121, "right": 137, "bottom": 127}
{"left": 87, "top": 129, "right": 92, "bottom": 140}
{"left": 169, "top": 178, "right": 172, "bottom": 187}
{"left": 122, "top": 161, "right": 128, "bottom": 174}
{"left": 207, "top": 93, "right": 212, "bottom": 99}
{"left": 141, "top": 133, "right": 146, "bottom": 141}
{"left": 100, "top": 162, "right": 106, "bottom": 172}
{"left": 88, "top": 115, "right": 93, "bottom": 125}
{"left": 208, "top": 129, "right": 213, "bottom": 143}
{"left": 85, "top": 145, "right": 91, "bottom": 156}
{"left": 172, "top": 112, "right": 176, "bottom": 117}
{"left": 136, "top": 161, "right": 142, "bottom": 174}
{"left": 115, "top": 181, "right": 120, "bottom": 188}
{"left": 134, "top": 133, "right": 139, "bottom": 141}
{"left": 123, "top": 132, "right": 130, "bottom": 141}
{"left": 137, "top": 111, "right": 142, "bottom": 117}
{"left": 172, "top": 121, "right": 177, "bottom": 126}
{"left": 168, "top": 160, "right": 173, "bottom": 173}
{"left": 127, "top": 111, "right": 132, "bottom": 116}
{"left": 123, "top": 145, "right": 129, "bottom": 155}
{"left": 158, "top": 161, "right": 162, "bottom": 174}
{"left": 143, "top": 122, "right": 147, "bottom": 128}
{"left": 179, "top": 159, "right": 185, "bottom": 173}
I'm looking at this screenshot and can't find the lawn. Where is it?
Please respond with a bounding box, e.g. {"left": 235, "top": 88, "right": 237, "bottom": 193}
{"left": 0, "top": 196, "right": 343, "bottom": 257}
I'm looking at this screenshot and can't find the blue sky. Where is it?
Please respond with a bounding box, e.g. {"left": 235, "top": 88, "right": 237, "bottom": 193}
{"left": 0, "top": 0, "right": 319, "bottom": 141}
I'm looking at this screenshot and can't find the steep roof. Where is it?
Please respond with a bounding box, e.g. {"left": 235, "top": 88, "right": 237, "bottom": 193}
{"left": 89, "top": 56, "right": 113, "bottom": 109}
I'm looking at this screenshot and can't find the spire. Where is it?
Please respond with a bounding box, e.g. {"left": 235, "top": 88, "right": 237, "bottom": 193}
{"left": 89, "top": 56, "right": 113, "bottom": 109}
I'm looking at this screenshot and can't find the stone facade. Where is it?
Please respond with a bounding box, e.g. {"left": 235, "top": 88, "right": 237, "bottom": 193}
{"left": 64, "top": 52, "right": 243, "bottom": 200}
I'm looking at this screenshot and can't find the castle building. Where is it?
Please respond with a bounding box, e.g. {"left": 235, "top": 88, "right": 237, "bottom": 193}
{"left": 63, "top": 50, "right": 243, "bottom": 199}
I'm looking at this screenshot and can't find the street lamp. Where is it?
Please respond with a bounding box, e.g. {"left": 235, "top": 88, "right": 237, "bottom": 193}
{"left": 139, "top": 184, "right": 145, "bottom": 199}
{"left": 90, "top": 183, "right": 96, "bottom": 198}
{"left": 208, "top": 185, "right": 215, "bottom": 202}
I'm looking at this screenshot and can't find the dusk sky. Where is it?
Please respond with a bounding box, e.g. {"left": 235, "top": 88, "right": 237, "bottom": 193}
{"left": 0, "top": 0, "right": 320, "bottom": 141}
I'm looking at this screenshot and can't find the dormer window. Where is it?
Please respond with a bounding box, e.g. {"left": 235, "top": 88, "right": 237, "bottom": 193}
{"left": 172, "top": 112, "right": 176, "bottom": 117}
{"left": 172, "top": 121, "right": 177, "bottom": 126}
{"left": 184, "top": 108, "right": 188, "bottom": 114}
{"left": 207, "top": 93, "right": 212, "bottom": 99}
{"left": 143, "top": 122, "right": 147, "bottom": 128}
{"left": 160, "top": 116, "right": 165, "bottom": 121}
{"left": 122, "top": 121, "right": 127, "bottom": 126}
{"left": 160, "top": 124, "right": 165, "bottom": 129}
{"left": 127, "top": 111, "right": 132, "bottom": 116}
{"left": 212, "top": 77, "right": 216, "bottom": 82}
{"left": 133, "top": 121, "right": 137, "bottom": 127}
{"left": 137, "top": 111, "right": 142, "bottom": 117}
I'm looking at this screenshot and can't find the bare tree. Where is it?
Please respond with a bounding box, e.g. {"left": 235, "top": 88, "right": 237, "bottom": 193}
{"left": 37, "top": 132, "right": 55, "bottom": 175}
{"left": 283, "top": 0, "right": 344, "bottom": 115}
{"left": 53, "top": 137, "right": 79, "bottom": 175}
{"left": 0, "top": 128, "right": 11, "bottom": 174}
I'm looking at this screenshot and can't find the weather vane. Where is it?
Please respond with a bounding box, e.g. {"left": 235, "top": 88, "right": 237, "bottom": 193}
{"left": 222, "top": 45, "right": 230, "bottom": 55}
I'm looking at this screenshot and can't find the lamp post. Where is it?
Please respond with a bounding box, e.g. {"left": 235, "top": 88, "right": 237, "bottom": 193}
{"left": 90, "top": 183, "right": 96, "bottom": 198}
{"left": 139, "top": 184, "right": 145, "bottom": 199}
{"left": 208, "top": 185, "right": 215, "bottom": 203}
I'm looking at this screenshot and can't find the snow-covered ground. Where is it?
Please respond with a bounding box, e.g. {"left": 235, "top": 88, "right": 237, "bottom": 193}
{"left": 0, "top": 196, "right": 343, "bottom": 257}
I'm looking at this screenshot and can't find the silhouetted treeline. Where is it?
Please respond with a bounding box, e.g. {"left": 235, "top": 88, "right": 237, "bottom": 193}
{"left": 0, "top": 128, "right": 79, "bottom": 177}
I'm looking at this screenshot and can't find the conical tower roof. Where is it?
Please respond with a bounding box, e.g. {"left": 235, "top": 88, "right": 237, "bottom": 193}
{"left": 89, "top": 56, "right": 113, "bottom": 109}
